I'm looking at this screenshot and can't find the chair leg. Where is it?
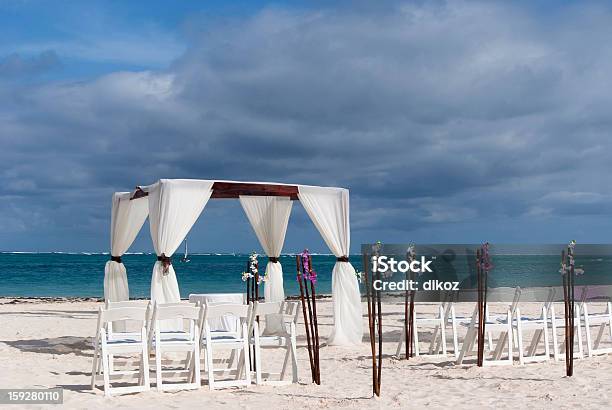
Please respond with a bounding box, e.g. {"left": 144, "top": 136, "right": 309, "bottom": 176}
{"left": 576, "top": 315, "right": 584, "bottom": 359}
{"left": 243, "top": 333, "right": 252, "bottom": 386}
{"left": 206, "top": 343, "right": 215, "bottom": 390}
{"left": 254, "top": 337, "right": 262, "bottom": 385}
{"left": 456, "top": 327, "right": 475, "bottom": 365}
{"left": 493, "top": 332, "right": 506, "bottom": 361}
{"left": 280, "top": 347, "right": 290, "bottom": 380}
{"left": 102, "top": 348, "right": 111, "bottom": 397}
{"left": 551, "top": 310, "right": 560, "bottom": 361}
{"left": 193, "top": 341, "right": 201, "bottom": 388}
{"left": 430, "top": 326, "right": 440, "bottom": 355}
{"left": 155, "top": 346, "right": 163, "bottom": 391}
{"left": 594, "top": 323, "right": 606, "bottom": 351}
{"left": 527, "top": 329, "right": 542, "bottom": 357}
{"left": 290, "top": 324, "right": 298, "bottom": 383}
{"left": 609, "top": 304, "right": 612, "bottom": 341}
{"left": 90, "top": 342, "right": 99, "bottom": 389}
{"left": 396, "top": 324, "right": 405, "bottom": 357}
{"left": 584, "top": 305, "right": 593, "bottom": 357}
{"left": 141, "top": 339, "right": 150, "bottom": 390}
{"left": 543, "top": 321, "right": 551, "bottom": 360}
{"left": 440, "top": 316, "right": 447, "bottom": 356}
{"left": 516, "top": 321, "right": 525, "bottom": 365}
{"left": 451, "top": 316, "right": 459, "bottom": 359}
{"left": 413, "top": 316, "right": 420, "bottom": 356}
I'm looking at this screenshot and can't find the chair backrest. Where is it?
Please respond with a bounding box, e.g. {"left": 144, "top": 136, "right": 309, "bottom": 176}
{"left": 253, "top": 301, "right": 282, "bottom": 317}
{"left": 105, "top": 300, "right": 150, "bottom": 309}
{"left": 205, "top": 303, "right": 251, "bottom": 321}
{"left": 544, "top": 287, "right": 556, "bottom": 309}
{"left": 508, "top": 286, "right": 522, "bottom": 314}
{"left": 148, "top": 303, "right": 202, "bottom": 343}
{"left": 281, "top": 301, "right": 300, "bottom": 323}
{"left": 153, "top": 304, "right": 201, "bottom": 321}
{"left": 104, "top": 301, "right": 151, "bottom": 335}
{"left": 98, "top": 306, "right": 148, "bottom": 326}
{"left": 253, "top": 301, "right": 299, "bottom": 336}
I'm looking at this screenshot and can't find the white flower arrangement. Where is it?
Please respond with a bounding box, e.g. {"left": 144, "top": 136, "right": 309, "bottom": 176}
{"left": 559, "top": 240, "right": 584, "bottom": 275}
{"left": 243, "top": 251, "right": 266, "bottom": 283}
{"left": 355, "top": 270, "right": 364, "bottom": 283}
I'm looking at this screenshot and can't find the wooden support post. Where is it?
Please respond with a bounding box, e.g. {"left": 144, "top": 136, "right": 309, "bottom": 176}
{"left": 363, "top": 252, "right": 380, "bottom": 396}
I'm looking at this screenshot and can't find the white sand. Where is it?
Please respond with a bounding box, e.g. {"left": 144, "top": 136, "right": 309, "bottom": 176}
{"left": 1, "top": 297, "right": 611, "bottom": 409}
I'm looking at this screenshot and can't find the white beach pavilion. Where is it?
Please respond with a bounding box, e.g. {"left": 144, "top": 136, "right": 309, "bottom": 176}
{"left": 103, "top": 179, "right": 362, "bottom": 346}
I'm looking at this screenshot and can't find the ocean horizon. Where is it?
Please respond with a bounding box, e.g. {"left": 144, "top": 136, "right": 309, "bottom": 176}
{"left": 0, "top": 253, "right": 360, "bottom": 298}
{"left": 2, "top": 251, "right": 611, "bottom": 298}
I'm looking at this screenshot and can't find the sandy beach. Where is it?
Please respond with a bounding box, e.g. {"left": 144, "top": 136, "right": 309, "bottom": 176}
{"left": 1, "top": 297, "right": 611, "bottom": 409}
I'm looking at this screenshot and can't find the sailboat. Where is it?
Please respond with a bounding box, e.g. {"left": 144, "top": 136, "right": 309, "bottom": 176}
{"left": 181, "top": 238, "right": 190, "bottom": 263}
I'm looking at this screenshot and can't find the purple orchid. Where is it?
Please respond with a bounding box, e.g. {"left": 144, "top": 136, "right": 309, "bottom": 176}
{"left": 299, "top": 249, "right": 318, "bottom": 284}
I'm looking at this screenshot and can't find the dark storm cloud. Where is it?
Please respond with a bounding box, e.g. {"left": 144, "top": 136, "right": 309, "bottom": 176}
{"left": 2, "top": 1, "right": 612, "bottom": 250}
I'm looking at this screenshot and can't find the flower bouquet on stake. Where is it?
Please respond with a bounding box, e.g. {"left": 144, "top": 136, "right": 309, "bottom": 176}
{"left": 295, "top": 249, "right": 320, "bottom": 385}
{"left": 560, "top": 240, "right": 583, "bottom": 377}
{"left": 476, "top": 242, "right": 493, "bottom": 367}
{"left": 243, "top": 252, "right": 263, "bottom": 304}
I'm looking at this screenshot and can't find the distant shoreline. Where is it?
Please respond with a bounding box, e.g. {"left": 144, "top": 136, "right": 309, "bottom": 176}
{"left": 0, "top": 294, "right": 334, "bottom": 304}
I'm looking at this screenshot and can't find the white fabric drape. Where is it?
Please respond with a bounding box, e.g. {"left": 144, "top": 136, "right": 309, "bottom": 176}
{"left": 298, "top": 185, "right": 362, "bottom": 346}
{"left": 239, "top": 196, "right": 293, "bottom": 302}
{"left": 147, "top": 179, "right": 214, "bottom": 305}
{"left": 104, "top": 192, "right": 148, "bottom": 302}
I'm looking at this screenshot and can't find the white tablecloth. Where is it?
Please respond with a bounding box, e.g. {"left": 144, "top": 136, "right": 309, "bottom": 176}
{"left": 189, "top": 293, "right": 246, "bottom": 332}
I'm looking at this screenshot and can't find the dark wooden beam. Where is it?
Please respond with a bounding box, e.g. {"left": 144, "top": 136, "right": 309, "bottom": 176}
{"left": 129, "top": 186, "right": 148, "bottom": 200}
{"left": 211, "top": 182, "right": 299, "bottom": 200}
{"left": 129, "top": 181, "right": 300, "bottom": 201}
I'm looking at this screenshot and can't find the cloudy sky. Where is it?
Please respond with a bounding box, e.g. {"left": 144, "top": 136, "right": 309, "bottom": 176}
{"left": 2, "top": 0, "right": 612, "bottom": 253}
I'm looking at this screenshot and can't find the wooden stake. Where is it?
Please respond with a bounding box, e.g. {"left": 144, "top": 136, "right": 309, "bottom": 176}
{"left": 296, "top": 256, "right": 316, "bottom": 382}
{"left": 404, "top": 270, "right": 410, "bottom": 359}
{"left": 363, "top": 253, "right": 379, "bottom": 396}
{"left": 476, "top": 248, "right": 484, "bottom": 367}
{"left": 309, "top": 255, "right": 321, "bottom": 384}
{"left": 375, "top": 257, "right": 383, "bottom": 394}
{"left": 561, "top": 245, "right": 576, "bottom": 377}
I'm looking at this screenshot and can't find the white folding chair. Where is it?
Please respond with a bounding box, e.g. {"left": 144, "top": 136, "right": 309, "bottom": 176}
{"left": 452, "top": 287, "right": 521, "bottom": 362}
{"left": 509, "top": 288, "right": 555, "bottom": 365}
{"left": 456, "top": 304, "right": 513, "bottom": 366}
{"left": 104, "top": 300, "right": 151, "bottom": 372}
{"left": 395, "top": 303, "right": 448, "bottom": 358}
{"left": 582, "top": 297, "right": 612, "bottom": 357}
{"left": 251, "top": 301, "right": 299, "bottom": 385}
{"left": 90, "top": 306, "right": 150, "bottom": 397}
{"left": 550, "top": 302, "right": 584, "bottom": 361}
{"left": 105, "top": 300, "right": 150, "bottom": 335}
{"left": 202, "top": 303, "right": 253, "bottom": 390}
{"left": 149, "top": 303, "right": 202, "bottom": 391}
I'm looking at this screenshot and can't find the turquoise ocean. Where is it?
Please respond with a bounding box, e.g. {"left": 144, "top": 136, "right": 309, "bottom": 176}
{"left": 1, "top": 252, "right": 610, "bottom": 298}
{"left": 0, "top": 253, "right": 359, "bottom": 298}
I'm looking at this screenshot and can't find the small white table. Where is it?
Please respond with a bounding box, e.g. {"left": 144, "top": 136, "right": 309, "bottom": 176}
{"left": 189, "top": 293, "right": 246, "bottom": 332}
